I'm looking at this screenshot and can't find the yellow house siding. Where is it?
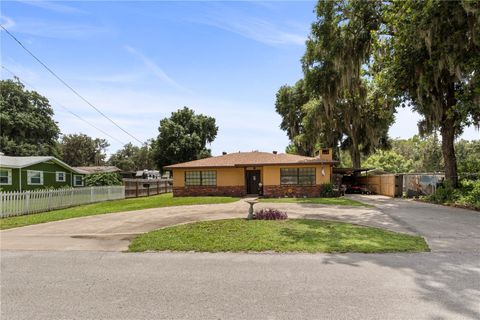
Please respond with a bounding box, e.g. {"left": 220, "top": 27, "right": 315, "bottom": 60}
{"left": 172, "top": 168, "right": 245, "bottom": 187}
{"left": 217, "top": 168, "right": 245, "bottom": 186}
{"left": 172, "top": 169, "right": 185, "bottom": 187}
{"left": 172, "top": 164, "right": 331, "bottom": 188}
{"left": 263, "top": 164, "right": 331, "bottom": 185}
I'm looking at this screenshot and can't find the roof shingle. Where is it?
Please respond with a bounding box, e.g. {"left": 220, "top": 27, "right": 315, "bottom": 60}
{"left": 164, "top": 151, "right": 337, "bottom": 169}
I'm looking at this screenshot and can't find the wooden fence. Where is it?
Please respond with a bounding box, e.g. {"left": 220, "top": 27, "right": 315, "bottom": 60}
{"left": 0, "top": 186, "right": 125, "bottom": 218}
{"left": 123, "top": 178, "right": 172, "bottom": 198}
{"left": 357, "top": 174, "right": 403, "bottom": 197}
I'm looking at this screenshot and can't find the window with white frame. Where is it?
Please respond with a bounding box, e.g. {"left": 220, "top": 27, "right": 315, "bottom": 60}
{"left": 56, "top": 171, "right": 66, "bottom": 182}
{"left": 27, "top": 170, "right": 44, "bottom": 185}
{"left": 73, "top": 175, "right": 84, "bottom": 187}
{"left": 0, "top": 169, "right": 12, "bottom": 185}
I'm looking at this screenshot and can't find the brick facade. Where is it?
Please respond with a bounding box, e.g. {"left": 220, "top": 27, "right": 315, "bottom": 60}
{"left": 173, "top": 186, "right": 246, "bottom": 197}
{"left": 262, "top": 185, "right": 324, "bottom": 198}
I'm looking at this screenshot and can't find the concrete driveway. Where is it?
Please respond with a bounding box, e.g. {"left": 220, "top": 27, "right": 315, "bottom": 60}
{"left": 0, "top": 199, "right": 405, "bottom": 251}
{"left": 349, "top": 195, "right": 480, "bottom": 252}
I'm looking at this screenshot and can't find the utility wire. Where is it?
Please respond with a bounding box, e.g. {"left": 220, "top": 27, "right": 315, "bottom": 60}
{"left": 0, "top": 25, "right": 143, "bottom": 144}
{"left": 1, "top": 65, "right": 126, "bottom": 145}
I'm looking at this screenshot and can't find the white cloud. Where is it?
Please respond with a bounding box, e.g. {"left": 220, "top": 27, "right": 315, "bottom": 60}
{"left": 124, "top": 45, "right": 190, "bottom": 92}
{"left": 0, "top": 15, "right": 15, "bottom": 28}
{"left": 15, "top": 0, "right": 87, "bottom": 14}
{"left": 205, "top": 16, "right": 306, "bottom": 46}
{"left": 75, "top": 72, "right": 147, "bottom": 84}
{"left": 1, "top": 15, "right": 111, "bottom": 39}
{"left": 190, "top": 5, "right": 307, "bottom": 46}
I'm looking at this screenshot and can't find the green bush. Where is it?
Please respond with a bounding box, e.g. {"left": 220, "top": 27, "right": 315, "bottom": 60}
{"left": 426, "top": 179, "right": 479, "bottom": 210}
{"left": 457, "top": 180, "right": 480, "bottom": 209}
{"left": 319, "top": 183, "right": 337, "bottom": 197}
{"left": 85, "top": 173, "right": 123, "bottom": 186}
{"left": 428, "top": 183, "right": 456, "bottom": 204}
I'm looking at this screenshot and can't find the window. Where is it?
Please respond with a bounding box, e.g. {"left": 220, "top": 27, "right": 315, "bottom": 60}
{"left": 280, "top": 168, "right": 316, "bottom": 186}
{"left": 27, "top": 170, "right": 43, "bottom": 185}
{"left": 0, "top": 169, "right": 12, "bottom": 185}
{"left": 185, "top": 171, "right": 201, "bottom": 186}
{"left": 201, "top": 171, "right": 216, "bottom": 186}
{"left": 56, "top": 171, "right": 66, "bottom": 182}
{"left": 185, "top": 171, "right": 217, "bottom": 186}
{"left": 298, "top": 168, "right": 316, "bottom": 185}
{"left": 280, "top": 168, "right": 298, "bottom": 185}
{"left": 73, "top": 175, "right": 84, "bottom": 187}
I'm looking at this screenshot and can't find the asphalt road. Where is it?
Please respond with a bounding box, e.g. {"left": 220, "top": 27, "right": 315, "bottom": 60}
{"left": 1, "top": 196, "right": 479, "bottom": 319}
{"left": 1, "top": 251, "right": 479, "bottom": 320}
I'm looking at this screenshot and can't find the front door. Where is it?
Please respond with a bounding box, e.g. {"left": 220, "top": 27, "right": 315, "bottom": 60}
{"left": 246, "top": 170, "right": 261, "bottom": 195}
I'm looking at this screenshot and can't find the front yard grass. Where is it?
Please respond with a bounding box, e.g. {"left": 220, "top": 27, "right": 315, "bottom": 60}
{"left": 259, "top": 197, "right": 369, "bottom": 207}
{"left": 129, "top": 219, "right": 429, "bottom": 253}
{"left": 0, "top": 193, "right": 239, "bottom": 230}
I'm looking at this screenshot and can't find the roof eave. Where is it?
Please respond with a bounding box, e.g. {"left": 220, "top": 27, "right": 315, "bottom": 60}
{"left": 164, "top": 161, "right": 338, "bottom": 170}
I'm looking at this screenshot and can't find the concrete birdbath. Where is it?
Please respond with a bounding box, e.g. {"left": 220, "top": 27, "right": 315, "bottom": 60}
{"left": 245, "top": 199, "right": 258, "bottom": 220}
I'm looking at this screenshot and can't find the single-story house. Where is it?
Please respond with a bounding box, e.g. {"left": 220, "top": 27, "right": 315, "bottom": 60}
{"left": 0, "top": 154, "right": 88, "bottom": 192}
{"left": 164, "top": 149, "right": 337, "bottom": 197}
{"left": 73, "top": 166, "right": 121, "bottom": 174}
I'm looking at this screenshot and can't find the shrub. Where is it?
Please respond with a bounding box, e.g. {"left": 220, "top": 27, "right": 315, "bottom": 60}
{"left": 426, "top": 179, "right": 480, "bottom": 210}
{"left": 457, "top": 179, "right": 480, "bottom": 209}
{"left": 85, "top": 173, "right": 123, "bottom": 186}
{"left": 255, "top": 208, "right": 288, "bottom": 220}
{"left": 319, "top": 183, "right": 337, "bottom": 197}
{"left": 427, "top": 182, "right": 456, "bottom": 204}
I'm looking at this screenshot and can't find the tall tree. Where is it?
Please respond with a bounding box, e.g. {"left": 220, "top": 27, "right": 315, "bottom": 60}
{"left": 390, "top": 134, "right": 443, "bottom": 172}
{"left": 382, "top": 0, "right": 480, "bottom": 186}
{"left": 0, "top": 78, "right": 60, "bottom": 156}
{"left": 301, "top": 0, "right": 394, "bottom": 168}
{"left": 152, "top": 107, "right": 218, "bottom": 169}
{"left": 363, "top": 150, "right": 414, "bottom": 173}
{"left": 453, "top": 139, "right": 480, "bottom": 175}
{"left": 59, "top": 133, "right": 109, "bottom": 167}
{"left": 275, "top": 80, "right": 317, "bottom": 156}
{"left": 108, "top": 142, "right": 154, "bottom": 171}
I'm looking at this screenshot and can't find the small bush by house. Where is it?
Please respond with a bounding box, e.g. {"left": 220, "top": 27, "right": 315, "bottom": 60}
{"left": 319, "top": 183, "right": 337, "bottom": 197}
{"left": 255, "top": 208, "right": 288, "bottom": 220}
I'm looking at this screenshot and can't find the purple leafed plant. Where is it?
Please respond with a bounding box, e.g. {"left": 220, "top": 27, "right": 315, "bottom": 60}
{"left": 254, "top": 208, "right": 288, "bottom": 220}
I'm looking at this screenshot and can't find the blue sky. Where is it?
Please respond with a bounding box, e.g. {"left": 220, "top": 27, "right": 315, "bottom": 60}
{"left": 1, "top": 1, "right": 478, "bottom": 156}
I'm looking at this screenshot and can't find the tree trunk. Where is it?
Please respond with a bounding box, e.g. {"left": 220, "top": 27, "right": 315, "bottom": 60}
{"left": 440, "top": 119, "right": 458, "bottom": 188}
{"left": 344, "top": 111, "right": 361, "bottom": 170}
{"left": 350, "top": 144, "right": 361, "bottom": 170}
{"left": 440, "top": 82, "right": 459, "bottom": 188}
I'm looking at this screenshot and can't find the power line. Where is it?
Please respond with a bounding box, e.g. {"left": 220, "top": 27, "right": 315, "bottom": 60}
{"left": 0, "top": 25, "right": 143, "bottom": 144}
{"left": 1, "top": 65, "right": 126, "bottom": 145}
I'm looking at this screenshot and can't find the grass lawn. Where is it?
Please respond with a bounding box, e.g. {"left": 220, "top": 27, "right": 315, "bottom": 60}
{"left": 129, "top": 219, "right": 429, "bottom": 253}
{"left": 0, "top": 193, "right": 239, "bottom": 230}
{"left": 259, "top": 197, "right": 369, "bottom": 207}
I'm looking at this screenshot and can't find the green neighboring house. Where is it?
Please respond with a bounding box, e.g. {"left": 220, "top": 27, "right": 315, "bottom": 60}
{"left": 0, "top": 154, "right": 88, "bottom": 192}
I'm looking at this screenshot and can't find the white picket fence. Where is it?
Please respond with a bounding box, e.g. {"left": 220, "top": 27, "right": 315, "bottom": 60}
{"left": 0, "top": 186, "right": 125, "bottom": 218}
